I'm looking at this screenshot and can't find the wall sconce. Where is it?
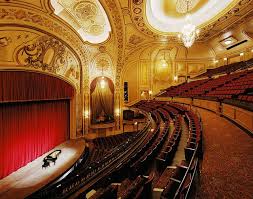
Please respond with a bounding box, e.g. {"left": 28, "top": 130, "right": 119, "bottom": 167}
{"left": 115, "top": 108, "right": 120, "bottom": 117}
{"left": 223, "top": 57, "right": 227, "bottom": 61}
{"left": 214, "top": 60, "right": 219, "bottom": 63}
{"left": 240, "top": 52, "right": 244, "bottom": 56}
{"left": 148, "top": 90, "right": 152, "bottom": 95}
{"left": 84, "top": 110, "right": 89, "bottom": 118}
{"left": 174, "top": 76, "right": 178, "bottom": 81}
{"left": 251, "top": 49, "right": 253, "bottom": 53}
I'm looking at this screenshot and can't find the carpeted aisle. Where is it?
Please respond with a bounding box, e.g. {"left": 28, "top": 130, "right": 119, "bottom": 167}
{"left": 195, "top": 108, "right": 253, "bottom": 199}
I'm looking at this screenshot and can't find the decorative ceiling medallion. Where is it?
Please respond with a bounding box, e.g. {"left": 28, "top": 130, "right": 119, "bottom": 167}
{"left": 90, "top": 53, "right": 115, "bottom": 83}
{"left": 51, "top": 0, "right": 111, "bottom": 43}
{"left": 96, "top": 58, "right": 110, "bottom": 71}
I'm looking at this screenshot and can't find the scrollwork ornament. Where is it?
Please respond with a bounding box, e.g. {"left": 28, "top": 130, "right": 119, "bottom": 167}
{"left": 16, "top": 36, "right": 67, "bottom": 72}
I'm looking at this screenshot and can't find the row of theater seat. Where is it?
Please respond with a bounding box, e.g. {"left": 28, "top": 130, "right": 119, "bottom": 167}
{"left": 158, "top": 69, "right": 253, "bottom": 103}
{"left": 29, "top": 120, "right": 152, "bottom": 198}
{"left": 92, "top": 133, "right": 133, "bottom": 150}
{"left": 87, "top": 101, "right": 170, "bottom": 199}
{"left": 32, "top": 101, "right": 202, "bottom": 199}
{"left": 194, "top": 58, "right": 253, "bottom": 78}
{"left": 160, "top": 109, "right": 202, "bottom": 198}
{"left": 156, "top": 116, "right": 182, "bottom": 171}
{"left": 134, "top": 101, "right": 202, "bottom": 199}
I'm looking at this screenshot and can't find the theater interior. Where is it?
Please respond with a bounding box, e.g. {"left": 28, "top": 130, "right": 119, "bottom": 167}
{"left": 0, "top": 0, "right": 253, "bottom": 198}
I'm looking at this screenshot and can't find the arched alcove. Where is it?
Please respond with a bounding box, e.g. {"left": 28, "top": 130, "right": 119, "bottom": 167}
{"left": 90, "top": 76, "right": 114, "bottom": 124}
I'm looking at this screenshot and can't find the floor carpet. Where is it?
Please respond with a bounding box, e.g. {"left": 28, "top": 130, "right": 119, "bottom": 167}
{"left": 195, "top": 108, "right": 253, "bottom": 199}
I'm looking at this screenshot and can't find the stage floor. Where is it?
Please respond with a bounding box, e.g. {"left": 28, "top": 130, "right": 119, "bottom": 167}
{"left": 0, "top": 139, "right": 85, "bottom": 199}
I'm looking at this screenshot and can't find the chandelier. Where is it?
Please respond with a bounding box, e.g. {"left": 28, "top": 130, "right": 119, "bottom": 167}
{"left": 161, "top": 51, "right": 168, "bottom": 68}
{"left": 100, "top": 63, "right": 107, "bottom": 89}
{"left": 177, "top": 0, "right": 200, "bottom": 48}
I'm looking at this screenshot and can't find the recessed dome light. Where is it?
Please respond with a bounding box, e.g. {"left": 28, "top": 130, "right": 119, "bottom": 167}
{"left": 224, "top": 39, "right": 232, "bottom": 45}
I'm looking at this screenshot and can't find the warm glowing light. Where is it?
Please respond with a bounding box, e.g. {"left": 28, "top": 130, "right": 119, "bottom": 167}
{"left": 251, "top": 49, "right": 253, "bottom": 53}
{"left": 224, "top": 39, "right": 232, "bottom": 45}
{"left": 100, "top": 77, "right": 106, "bottom": 89}
{"left": 149, "top": 90, "right": 153, "bottom": 95}
{"left": 115, "top": 108, "right": 120, "bottom": 116}
{"left": 179, "top": 14, "right": 198, "bottom": 48}
{"left": 134, "top": 122, "right": 138, "bottom": 125}
{"left": 174, "top": 76, "right": 178, "bottom": 81}
{"left": 214, "top": 60, "right": 219, "bottom": 63}
{"left": 84, "top": 110, "right": 89, "bottom": 118}
{"left": 240, "top": 52, "right": 244, "bottom": 56}
{"left": 141, "top": 91, "right": 145, "bottom": 96}
{"left": 224, "top": 57, "right": 227, "bottom": 61}
{"left": 161, "top": 59, "right": 168, "bottom": 67}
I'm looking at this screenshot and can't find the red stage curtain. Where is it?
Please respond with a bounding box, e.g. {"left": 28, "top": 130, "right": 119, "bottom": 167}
{"left": 0, "top": 71, "right": 74, "bottom": 102}
{"left": 0, "top": 100, "right": 69, "bottom": 179}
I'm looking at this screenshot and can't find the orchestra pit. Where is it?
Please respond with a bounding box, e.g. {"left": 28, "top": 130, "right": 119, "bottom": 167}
{"left": 0, "top": 0, "right": 253, "bottom": 199}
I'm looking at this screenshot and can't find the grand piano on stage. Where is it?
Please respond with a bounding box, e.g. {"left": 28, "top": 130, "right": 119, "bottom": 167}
{"left": 42, "top": 149, "right": 62, "bottom": 168}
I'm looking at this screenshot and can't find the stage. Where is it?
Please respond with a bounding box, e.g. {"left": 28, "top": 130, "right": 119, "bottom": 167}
{"left": 0, "top": 139, "right": 85, "bottom": 199}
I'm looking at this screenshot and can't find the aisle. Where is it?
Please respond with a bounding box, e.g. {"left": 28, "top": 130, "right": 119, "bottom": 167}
{"left": 195, "top": 108, "right": 253, "bottom": 199}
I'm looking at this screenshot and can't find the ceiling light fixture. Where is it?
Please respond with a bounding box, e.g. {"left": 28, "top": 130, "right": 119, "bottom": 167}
{"left": 161, "top": 51, "right": 168, "bottom": 68}
{"left": 100, "top": 64, "right": 106, "bottom": 89}
{"left": 100, "top": 76, "right": 106, "bottom": 89}
{"left": 177, "top": 0, "right": 200, "bottom": 48}
{"left": 224, "top": 39, "right": 232, "bottom": 45}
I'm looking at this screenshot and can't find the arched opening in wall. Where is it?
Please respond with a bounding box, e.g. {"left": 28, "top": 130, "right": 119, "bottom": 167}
{"left": 0, "top": 70, "right": 75, "bottom": 180}
{"left": 90, "top": 76, "right": 114, "bottom": 124}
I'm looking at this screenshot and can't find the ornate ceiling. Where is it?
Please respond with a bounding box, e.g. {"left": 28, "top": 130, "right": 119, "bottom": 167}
{"left": 51, "top": 0, "right": 111, "bottom": 43}
{"left": 130, "top": 0, "right": 253, "bottom": 41}
{"left": 146, "top": 0, "right": 237, "bottom": 33}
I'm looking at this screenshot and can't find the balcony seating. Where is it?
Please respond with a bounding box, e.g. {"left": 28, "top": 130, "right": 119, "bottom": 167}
{"left": 157, "top": 69, "right": 253, "bottom": 104}
{"left": 194, "top": 58, "right": 253, "bottom": 79}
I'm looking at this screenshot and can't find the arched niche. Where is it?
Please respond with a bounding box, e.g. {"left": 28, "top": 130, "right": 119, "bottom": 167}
{"left": 90, "top": 76, "right": 114, "bottom": 124}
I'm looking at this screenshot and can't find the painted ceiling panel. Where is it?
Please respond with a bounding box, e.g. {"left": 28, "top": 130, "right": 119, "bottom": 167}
{"left": 51, "top": 0, "right": 111, "bottom": 43}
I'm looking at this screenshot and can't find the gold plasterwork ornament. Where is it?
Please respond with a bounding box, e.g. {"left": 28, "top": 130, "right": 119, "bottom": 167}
{"left": 51, "top": 0, "right": 111, "bottom": 43}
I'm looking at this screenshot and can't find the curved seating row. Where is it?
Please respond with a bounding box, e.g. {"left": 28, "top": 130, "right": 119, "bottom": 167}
{"left": 156, "top": 117, "right": 182, "bottom": 172}
{"left": 157, "top": 69, "right": 253, "bottom": 104}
